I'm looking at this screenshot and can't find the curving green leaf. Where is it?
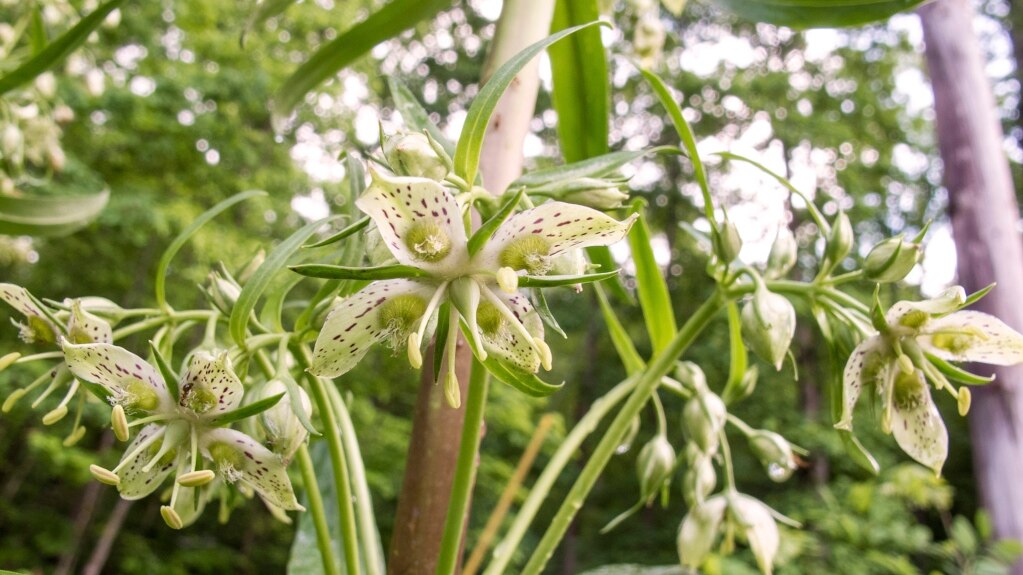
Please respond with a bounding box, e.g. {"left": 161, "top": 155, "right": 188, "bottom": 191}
{"left": 467, "top": 188, "right": 524, "bottom": 256}
{"left": 517, "top": 269, "right": 620, "bottom": 288}
{"left": 149, "top": 341, "right": 180, "bottom": 403}
{"left": 453, "top": 20, "right": 608, "bottom": 186}
{"left": 0, "top": 0, "right": 126, "bottom": 96}
{"left": 242, "top": 0, "right": 299, "bottom": 46}
{"left": 289, "top": 263, "right": 428, "bottom": 281}
{"left": 708, "top": 0, "right": 928, "bottom": 29}
{"left": 627, "top": 203, "right": 676, "bottom": 354}
{"left": 272, "top": 0, "right": 452, "bottom": 119}
{"left": 303, "top": 217, "right": 369, "bottom": 249}
{"left": 208, "top": 393, "right": 285, "bottom": 427}
{"left": 0, "top": 189, "right": 109, "bottom": 237}
{"left": 594, "top": 284, "right": 645, "bottom": 376}
{"left": 482, "top": 357, "right": 563, "bottom": 398}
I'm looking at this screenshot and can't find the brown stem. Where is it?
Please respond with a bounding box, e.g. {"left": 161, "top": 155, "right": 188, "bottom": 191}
{"left": 82, "top": 498, "right": 133, "bottom": 575}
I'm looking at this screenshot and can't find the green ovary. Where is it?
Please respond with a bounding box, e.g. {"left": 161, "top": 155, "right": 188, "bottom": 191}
{"left": 930, "top": 328, "right": 984, "bottom": 356}
{"left": 898, "top": 310, "right": 929, "bottom": 330}
{"left": 404, "top": 221, "right": 451, "bottom": 262}
{"left": 182, "top": 384, "right": 217, "bottom": 415}
{"left": 208, "top": 442, "right": 242, "bottom": 469}
{"left": 499, "top": 236, "right": 551, "bottom": 275}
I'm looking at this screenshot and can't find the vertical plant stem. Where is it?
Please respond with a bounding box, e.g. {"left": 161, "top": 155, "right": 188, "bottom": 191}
{"left": 296, "top": 444, "right": 340, "bottom": 575}
{"left": 520, "top": 294, "right": 725, "bottom": 574}
{"left": 436, "top": 359, "right": 491, "bottom": 575}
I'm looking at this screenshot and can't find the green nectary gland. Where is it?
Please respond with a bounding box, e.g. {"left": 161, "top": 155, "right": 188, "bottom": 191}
{"left": 898, "top": 310, "right": 929, "bottom": 330}
{"left": 477, "top": 301, "right": 504, "bottom": 336}
{"left": 379, "top": 294, "right": 428, "bottom": 334}
{"left": 126, "top": 380, "right": 160, "bottom": 412}
{"left": 181, "top": 382, "right": 217, "bottom": 415}
{"left": 499, "top": 235, "right": 552, "bottom": 275}
{"left": 27, "top": 315, "right": 56, "bottom": 344}
{"left": 404, "top": 221, "right": 451, "bottom": 263}
{"left": 930, "top": 328, "right": 983, "bottom": 356}
{"left": 208, "top": 442, "right": 242, "bottom": 468}
{"left": 892, "top": 370, "right": 925, "bottom": 411}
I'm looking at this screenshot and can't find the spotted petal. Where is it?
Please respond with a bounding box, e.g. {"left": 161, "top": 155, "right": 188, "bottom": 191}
{"left": 890, "top": 370, "right": 948, "bottom": 475}
{"left": 0, "top": 283, "right": 58, "bottom": 342}
{"left": 356, "top": 169, "right": 468, "bottom": 276}
{"left": 918, "top": 311, "right": 1023, "bottom": 366}
{"left": 479, "top": 289, "right": 544, "bottom": 373}
{"left": 62, "top": 342, "right": 174, "bottom": 414}
{"left": 201, "top": 428, "right": 303, "bottom": 511}
{"left": 68, "top": 299, "right": 112, "bottom": 344}
{"left": 180, "top": 351, "right": 244, "bottom": 416}
{"left": 474, "top": 202, "right": 637, "bottom": 274}
{"left": 310, "top": 279, "right": 436, "bottom": 378}
{"left": 116, "top": 424, "right": 178, "bottom": 499}
{"left": 837, "top": 336, "right": 890, "bottom": 431}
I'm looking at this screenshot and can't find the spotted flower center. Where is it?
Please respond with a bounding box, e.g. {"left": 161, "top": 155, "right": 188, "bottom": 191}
{"left": 499, "top": 235, "right": 552, "bottom": 275}
{"left": 180, "top": 382, "right": 217, "bottom": 415}
{"left": 379, "top": 294, "right": 428, "bottom": 347}
{"left": 404, "top": 221, "right": 452, "bottom": 263}
{"left": 477, "top": 301, "right": 504, "bottom": 337}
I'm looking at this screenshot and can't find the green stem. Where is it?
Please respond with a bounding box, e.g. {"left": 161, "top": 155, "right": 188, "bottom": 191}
{"left": 296, "top": 444, "right": 341, "bottom": 575}
{"left": 520, "top": 293, "right": 725, "bottom": 575}
{"left": 110, "top": 310, "right": 217, "bottom": 341}
{"left": 436, "top": 358, "right": 490, "bottom": 575}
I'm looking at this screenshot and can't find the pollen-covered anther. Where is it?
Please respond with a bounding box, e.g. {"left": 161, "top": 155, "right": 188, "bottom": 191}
{"left": 177, "top": 469, "right": 216, "bottom": 487}
{"left": 2, "top": 389, "right": 26, "bottom": 413}
{"left": 0, "top": 351, "right": 20, "bottom": 372}
{"left": 111, "top": 404, "right": 130, "bottom": 441}
{"left": 499, "top": 235, "right": 552, "bottom": 275}
{"left": 957, "top": 387, "right": 972, "bottom": 416}
{"left": 161, "top": 505, "right": 184, "bottom": 530}
{"left": 42, "top": 405, "right": 68, "bottom": 425}
{"left": 404, "top": 221, "right": 452, "bottom": 263}
{"left": 407, "top": 332, "right": 423, "bottom": 369}
{"left": 90, "top": 464, "right": 121, "bottom": 486}
{"left": 534, "top": 337, "right": 553, "bottom": 371}
{"left": 496, "top": 267, "right": 519, "bottom": 293}
{"left": 63, "top": 426, "right": 87, "bottom": 447}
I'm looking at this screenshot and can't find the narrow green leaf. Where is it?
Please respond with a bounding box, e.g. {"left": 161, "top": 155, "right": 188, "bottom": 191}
{"left": 303, "top": 217, "right": 369, "bottom": 249}
{"left": 242, "top": 0, "right": 298, "bottom": 46}
{"left": 272, "top": 0, "right": 451, "bottom": 118}
{"left": 709, "top": 0, "right": 927, "bottom": 29}
{"left": 964, "top": 283, "right": 996, "bottom": 309}
{"left": 30, "top": 7, "right": 47, "bottom": 55}
{"left": 594, "top": 284, "right": 645, "bottom": 375}
{"left": 260, "top": 273, "right": 305, "bottom": 332}
{"left": 156, "top": 190, "right": 266, "bottom": 309}
{"left": 453, "top": 20, "right": 608, "bottom": 185}
{"left": 230, "top": 216, "right": 342, "bottom": 347}
{"left": 627, "top": 204, "right": 676, "bottom": 354}
{"left": 289, "top": 263, "right": 428, "bottom": 281}
{"left": 210, "top": 393, "right": 285, "bottom": 427}
{"left": 586, "top": 246, "right": 632, "bottom": 303}
{"left": 511, "top": 147, "right": 679, "bottom": 189}
{"left": 925, "top": 352, "right": 995, "bottom": 386}
{"left": 0, "top": 0, "right": 126, "bottom": 96}
{"left": 517, "top": 269, "right": 620, "bottom": 288}
{"left": 548, "top": 0, "right": 608, "bottom": 163}
{"left": 721, "top": 302, "right": 748, "bottom": 404}
{"left": 482, "top": 358, "right": 563, "bottom": 398}
{"left": 432, "top": 302, "right": 451, "bottom": 382}
{"left": 0, "top": 189, "right": 109, "bottom": 237}
{"left": 387, "top": 77, "right": 455, "bottom": 155}
{"left": 149, "top": 341, "right": 180, "bottom": 403}
{"left": 467, "top": 188, "right": 524, "bottom": 256}
{"left": 532, "top": 289, "right": 567, "bottom": 339}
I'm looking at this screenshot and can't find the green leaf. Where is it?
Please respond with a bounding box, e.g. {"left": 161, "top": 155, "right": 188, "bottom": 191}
{"left": 517, "top": 269, "right": 621, "bottom": 288}
{"left": 242, "top": 0, "right": 298, "bottom": 46}
{"left": 208, "top": 393, "right": 285, "bottom": 427}
{"left": 482, "top": 358, "right": 563, "bottom": 398}
{"left": 260, "top": 273, "right": 305, "bottom": 333}
{"left": 230, "top": 215, "right": 341, "bottom": 347}
{"left": 453, "top": 20, "right": 608, "bottom": 185}
{"left": 0, "top": 0, "right": 127, "bottom": 96}
{"left": 0, "top": 189, "right": 109, "bottom": 237}
{"left": 594, "top": 284, "right": 645, "bottom": 376}
{"left": 532, "top": 289, "right": 567, "bottom": 339}
{"left": 303, "top": 217, "right": 369, "bottom": 249}
{"left": 289, "top": 263, "right": 428, "bottom": 281}
{"left": 964, "top": 283, "right": 996, "bottom": 308}
{"left": 387, "top": 77, "right": 455, "bottom": 155}
{"left": 155, "top": 190, "right": 266, "bottom": 309}
{"left": 627, "top": 204, "right": 676, "bottom": 354}
{"left": 709, "top": 0, "right": 927, "bottom": 29}
{"left": 925, "top": 352, "right": 995, "bottom": 386}
{"left": 715, "top": 151, "right": 828, "bottom": 233}
{"left": 29, "top": 7, "right": 47, "bottom": 55}
{"left": 272, "top": 0, "right": 452, "bottom": 119}
{"left": 467, "top": 188, "right": 524, "bottom": 256}
{"left": 433, "top": 302, "right": 451, "bottom": 382}
{"left": 512, "top": 147, "right": 679, "bottom": 189}
{"left": 149, "top": 341, "right": 180, "bottom": 403}
{"left": 548, "top": 0, "right": 608, "bottom": 163}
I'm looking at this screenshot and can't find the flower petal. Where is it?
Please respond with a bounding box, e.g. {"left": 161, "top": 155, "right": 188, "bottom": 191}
{"left": 201, "top": 428, "right": 303, "bottom": 511}
{"left": 181, "top": 351, "right": 244, "bottom": 416}
{"left": 890, "top": 371, "right": 948, "bottom": 475}
{"left": 919, "top": 311, "right": 1023, "bottom": 366}
{"left": 478, "top": 290, "right": 544, "bottom": 373}
{"left": 733, "top": 495, "right": 780, "bottom": 575}
{"left": 475, "top": 202, "right": 636, "bottom": 274}
{"left": 116, "top": 424, "right": 177, "bottom": 499}
{"left": 62, "top": 342, "right": 174, "bottom": 413}
{"left": 310, "top": 279, "right": 435, "bottom": 378}
{"left": 677, "top": 495, "right": 727, "bottom": 569}
{"left": 68, "top": 299, "right": 112, "bottom": 344}
{"left": 0, "top": 283, "right": 47, "bottom": 319}
{"left": 356, "top": 169, "right": 468, "bottom": 276}
{"left": 837, "top": 336, "right": 890, "bottom": 431}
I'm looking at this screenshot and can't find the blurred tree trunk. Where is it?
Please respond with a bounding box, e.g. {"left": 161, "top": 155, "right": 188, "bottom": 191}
{"left": 386, "top": 2, "right": 554, "bottom": 573}
{"left": 920, "top": 2, "right": 1023, "bottom": 572}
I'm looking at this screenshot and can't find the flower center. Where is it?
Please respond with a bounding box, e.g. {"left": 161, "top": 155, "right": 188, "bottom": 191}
{"left": 123, "top": 379, "right": 160, "bottom": 412}
{"left": 930, "top": 327, "right": 985, "bottom": 356}
{"left": 476, "top": 301, "right": 504, "bottom": 337}
{"left": 499, "top": 235, "right": 552, "bottom": 275}
{"left": 379, "top": 294, "right": 428, "bottom": 347}
{"left": 892, "top": 369, "right": 926, "bottom": 411}
{"left": 404, "top": 221, "right": 451, "bottom": 263}
{"left": 179, "top": 381, "right": 217, "bottom": 414}
{"left": 897, "top": 310, "right": 929, "bottom": 330}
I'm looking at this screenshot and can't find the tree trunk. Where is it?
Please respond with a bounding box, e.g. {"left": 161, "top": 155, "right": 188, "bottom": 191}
{"left": 920, "top": 3, "right": 1023, "bottom": 572}
{"left": 386, "top": 2, "right": 554, "bottom": 573}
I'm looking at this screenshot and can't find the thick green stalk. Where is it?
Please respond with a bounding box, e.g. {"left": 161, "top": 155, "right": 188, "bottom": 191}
{"left": 520, "top": 293, "right": 725, "bottom": 574}
{"left": 482, "top": 377, "right": 635, "bottom": 575}
{"left": 436, "top": 359, "right": 491, "bottom": 575}
{"left": 296, "top": 444, "right": 341, "bottom": 575}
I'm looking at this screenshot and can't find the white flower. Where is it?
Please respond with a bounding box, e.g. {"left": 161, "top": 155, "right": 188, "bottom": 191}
{"left": 837, "top": 287, "right": 1023, "bottom": 474}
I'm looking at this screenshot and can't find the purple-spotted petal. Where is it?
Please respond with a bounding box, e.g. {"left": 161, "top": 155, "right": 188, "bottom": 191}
{"left": 475, "top": 202, "right": 636, "bottom": 274}
{"left": 356, "top": 169, "right": 468, "bottom": 275}
{"left": 0, "top": 283, "right": 59, "bottom": 342}
{"left": 310, "top": 279, "right": 435, "bottom": 378}
{"left": 68, "top": 299, "right": 112, "bottom": 344}
{"left": 479, "top": 290, "right": 544, "bottom": 373}
{"left": 918, "top": 311, "right": 1023, "bottom": 366}
{"left": 837, "top": 337, "right": 890, "bottom": 431}
{"left": 201, "top": 428, "right": 303, "bottom": 511}
{"left": 180, "top": 351, "right": 244, "bottom": 416}
{"left": 116, "top": 424, "right": 177, "bottom": 499}
{"left": 62, "top": 342, "right": 174, "bottom": 413}
{"left": 890, "top": 371, "right": 948, "bottom": 475}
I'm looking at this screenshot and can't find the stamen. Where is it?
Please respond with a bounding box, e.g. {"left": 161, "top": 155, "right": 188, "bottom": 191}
{"left": 43, "top": 378, "right": 80, "bottom": 425}
{"left": 111, "top": 404, "right": 130, "bottom": 442}
{"left": 444, "top": 312, "right": 461, "bottom": 409}
{"left": 160, "top": 505, "right": 184, "bottom": 530}
{"left": 31, "top": 369, "right": 67, "bottom": 409}
{"left": 957, "top": 387, "right": 972, "bottom": 416}
{"left": 496, "top": 267, "right": 519, "bottom": 293}
{"left": 0, "top": 351, "right": 20, "bottom": 372}
{"left": 534, "top": 337, "right": 553, "bottom": 371}
{"left": 407, "top": 333, "right": 423, "bottom": 369}
{"left": 2, "top": 389, "right": 27, "bottom": 413}
{"left": 63, "top": 394, "right": 87, "bottom": 447}
{"left": 89, "top": 464, "right": 121, "bottom": 486}
{"left": 112, "top": 427, "right": 166, "bottom": 474}
{"left": 178, "top": 469, "right": 216, "bottom": 487}
{"left": 127, "top": 413, "right": 173, "bottom": 428}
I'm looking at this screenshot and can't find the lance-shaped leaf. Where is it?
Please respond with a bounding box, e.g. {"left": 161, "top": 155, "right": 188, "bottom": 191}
{"left": 289, "top": 263, "right": 429, "bottom": 281}
{"left": 0, "top": 190, "right": 110, "bottom": 237}
{"left": 149, "top": 341, "right": 180, "bottom": 403}
{"left": 482, "top": 357, "right": 562, "bottom": 398}
{"left": 303, "top": 216, "right": 369, "bottom": 249}
{"left": 201, "top": 428, "right": 304, "bottom": 511}
{"left": 62, "top": 342, "right": 175, "bottom": 414}
{"left": 517, "top": 269, "right": 621, "bottom": 288}
{"left": 467, "top": 188, "right": 525, "bottom": 257}
{"left": 708, "top": 0, "right": 928, "bottom": 29}
{"left": 208, "top": 392, "right": 285, "bottom": 427}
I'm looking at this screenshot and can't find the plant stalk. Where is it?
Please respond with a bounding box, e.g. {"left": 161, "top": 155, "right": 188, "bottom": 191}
{"left": 296, "top": 444, "right": 341, "bottom": 575}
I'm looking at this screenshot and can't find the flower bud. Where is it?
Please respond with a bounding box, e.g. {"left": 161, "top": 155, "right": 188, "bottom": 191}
{"left": 2, "top": 124, "right": 24, "bottom": 165}
{"left": 633, "top": 16, "right": 666, "bottom": 68}
{"left": 383, "top": 132, "right": 449, "bottom": 180}
{"left": 678, "top": 495, "right": 727, "bottom": 570}
{"left": 204, "top": 269, "right": 242, "bottom": 314}
{"left": 674, "top": 361, "right": 708, "bottom": 394}
{"left": 825, "top": 211, "right": 853, "bottom": 265}
{"left": 260, "top": 380, "right": 312, "bottom": 462}
{"left": 682, "top": 446, "right": 716, "bottom": 506}
{"left": 863, "top": 236, "right": 920, "bottom": 283}
{"left": 741, "top": 287, "right": 795, "bottom": 371}
{"left": 555, "top": 178, "right": 630, "bottom": 210}
{"left": 682, "top": 392, "right": 726, "bottom": 453}
{"left": 748, "top": 429, "right": 796, "bottom": 482}
{"left": 53, "top": 105, "right": 75, "bottom": 124}
{"left": 765, "top": 227, "right": 797, "bottom": 278}
{"left": 729, "top": 495, "right": 780, "bottom": 575}
{"left": 714, "top": 219, "right": 742, "bottom": 263}
{"left": 637, "top": 434, "right": 676, "bottom": 504}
